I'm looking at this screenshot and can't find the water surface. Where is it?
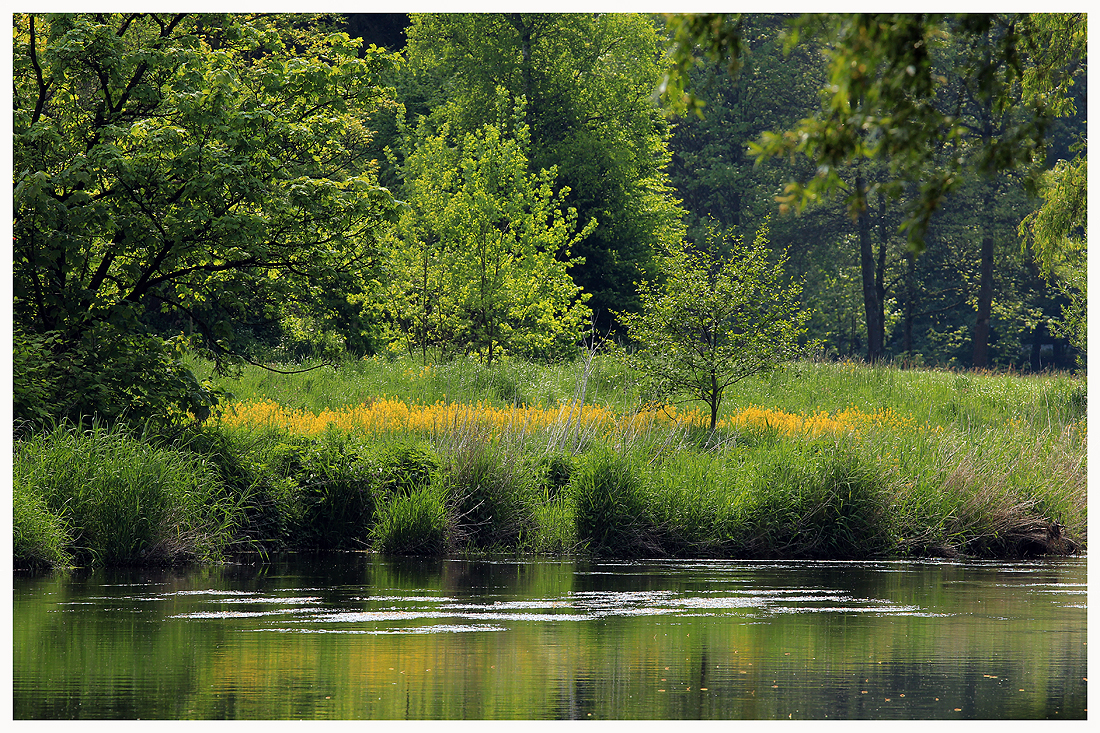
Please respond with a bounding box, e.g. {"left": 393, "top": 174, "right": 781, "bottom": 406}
{"left": 13, "top": 555, "right": 1087, "bottom": 719}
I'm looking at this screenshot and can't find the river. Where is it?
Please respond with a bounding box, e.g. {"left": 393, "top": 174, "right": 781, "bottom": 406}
{"left": 13, "top": 554, "right": 1086, "bottom": 719}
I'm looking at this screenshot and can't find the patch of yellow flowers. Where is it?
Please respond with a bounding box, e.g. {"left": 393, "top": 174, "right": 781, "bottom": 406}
{"left": 219, "top": 397, "right": 927, "bottom": 440}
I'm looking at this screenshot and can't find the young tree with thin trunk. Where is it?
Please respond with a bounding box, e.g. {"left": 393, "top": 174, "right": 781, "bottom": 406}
{"left": 620, "top": 221, "right": 813, "bottom": 432}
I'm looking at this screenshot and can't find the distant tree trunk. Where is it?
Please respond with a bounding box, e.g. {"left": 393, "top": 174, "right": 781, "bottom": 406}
{"left": 856, "top": 168, "right": 884, "bottom": 362}
{"left": 972, "top": 182, "right": 996, "bottom": 368}
{"left": 971, "top": 51, "right": 997, "bottom": 369}
{"left": 902, "top": 251, "right": 915, "bottom": 359}
{"left": 875, "top": 192, "right": 889, "bottom": 352}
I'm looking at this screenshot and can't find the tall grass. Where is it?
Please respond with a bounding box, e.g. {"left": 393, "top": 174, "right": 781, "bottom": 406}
{"left": 19, "top": 355, "right": 1085, "bottom": 566}
{"left": 13, "top": 422, "right": 242, "bottom": 566}
{"left": 13, "top": 482, "right": 73, "bottom": 568}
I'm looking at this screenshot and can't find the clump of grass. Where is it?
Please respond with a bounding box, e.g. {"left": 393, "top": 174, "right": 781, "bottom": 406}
{"left": 888, "top": 428, "right": 1086, "bottom": 558}
{"left": 178, "top": 426, "right": 306, "bottom": 551}
{"left": 536, "top": 452, "right": 574, "bottom": 499}
{"left": 288, "top": 434, "right": 377, "bottom": 550}
{"left": 442, "top": 437, "right": 538, "bottom": 550}
{"left": 13, "top": 482, "right": 73, "bottom": 569}
{"left": 727, "top": 442, "right": 893, "bottom": 559}
{"left": 371, "top": 486, "right": 450, "bottom": 556}
{"left": 570, "top": 447, "right": 666, "bottom": 557}
{"left": 13, "top": 422, "right": 240, "bottom": 565}
{"left": 531, "top": 494, "right": 578, "bottom": 555}
{"left": 638, "top": 439, "right": 894, "bottom": 559}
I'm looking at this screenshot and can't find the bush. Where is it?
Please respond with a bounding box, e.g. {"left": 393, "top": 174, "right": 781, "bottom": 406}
{"left": 372, "top": 442, "right": 440, "bottom": 497}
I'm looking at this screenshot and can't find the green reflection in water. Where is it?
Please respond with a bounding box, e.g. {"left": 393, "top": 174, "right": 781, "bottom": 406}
{"left": 13, "top": 555, "right": 1086, "bottom": 720}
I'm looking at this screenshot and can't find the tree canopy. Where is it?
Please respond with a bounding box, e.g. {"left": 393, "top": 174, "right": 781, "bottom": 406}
{"left": 664, "top": 12, "right": 1086, "bottom": 252}
{"left": 13, "top": 13, "right": 400, "bottom": 426}
{"left": 11, "top": 12, "right": 1085, "bottom": 433}
{"left": 402, "top": 13, "right": 685, "bottom": 327}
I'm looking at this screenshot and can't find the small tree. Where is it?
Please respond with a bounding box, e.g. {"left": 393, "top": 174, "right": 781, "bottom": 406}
{"left": 620, "top": 221, "right": 812, "bottom": 432}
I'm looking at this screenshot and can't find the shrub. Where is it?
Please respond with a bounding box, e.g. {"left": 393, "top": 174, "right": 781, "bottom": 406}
{"left": 372, "top": 442, "right": 440, "bottom": 497}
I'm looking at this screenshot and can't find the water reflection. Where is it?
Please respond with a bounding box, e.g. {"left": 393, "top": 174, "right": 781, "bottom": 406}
{"left": 13, "top": 555, "right": 1087, "bottom": 720}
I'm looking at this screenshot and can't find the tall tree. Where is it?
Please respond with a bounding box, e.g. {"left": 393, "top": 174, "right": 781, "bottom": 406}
{"left": 13, "top": 13, "right": 399, "bottom": 426}
{"left": 663, "top": 12, "right": 1085, "bottom": 367}
{"left": 1016, "top": 13, "right": 1087, "bottom": 364}
{"left": 665, "top": 13, "right": 1080, "bottom": 247}
{"left": 665, "top": 14, "right": 823, "bottom": 240}
{"left": 402, "top": 13, "right": 685, "bottom": 329}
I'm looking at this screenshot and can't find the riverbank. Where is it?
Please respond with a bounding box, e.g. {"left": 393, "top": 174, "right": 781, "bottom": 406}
{"left": 14, "top": 356, "right": 1086, "bottom": 568}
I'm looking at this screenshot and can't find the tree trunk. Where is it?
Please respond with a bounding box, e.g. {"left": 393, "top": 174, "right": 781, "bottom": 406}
{"left": 902, "top": 251, "right": 915, "bottom": 359}
{"left": 856, "top": 169, "right": 884, "bottom": 362}
{"left": 709, "top": 370, "right": 720, "bottom": 433}
{"left": 971, "top": 60, "right": 997, "bottom": 369}
{"left": 875, "top": 192, "right": 889, "bottom": 349}
{"left": 972, "top": 182, "right": 996, "bottom": 368}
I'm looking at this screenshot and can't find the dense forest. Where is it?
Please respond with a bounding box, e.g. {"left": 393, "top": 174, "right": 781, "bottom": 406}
{"left": 13, "top": 12, "right": 1087, "bottom": 429}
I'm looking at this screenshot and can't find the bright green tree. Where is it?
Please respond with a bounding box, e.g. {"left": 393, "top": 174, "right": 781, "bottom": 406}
{"left": 13, "top": 13, "right": 399, "bottom": 427}
{"left": 402, "top": 13, "right": 685, "bottom": 329}
{"left": 1019, "top": 157, "right": 1087, "bottom": 361}
{"left": 385, "top": 94, "right": 595, "bottom": 364}
{"left": 1015, "top": 14, "right": 1087, "bottom": 363}
{"left": 620, "top": 221, "right": 812, "bottom": 432}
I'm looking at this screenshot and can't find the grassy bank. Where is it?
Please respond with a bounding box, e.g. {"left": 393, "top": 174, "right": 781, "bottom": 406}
{"left": 14, "top": 355, "right": 1086, "bottom": 568}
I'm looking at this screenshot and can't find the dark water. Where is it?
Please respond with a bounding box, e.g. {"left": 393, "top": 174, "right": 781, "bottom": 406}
{"left": 13, "top": 555, "right": 1086, "bottom": 720}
